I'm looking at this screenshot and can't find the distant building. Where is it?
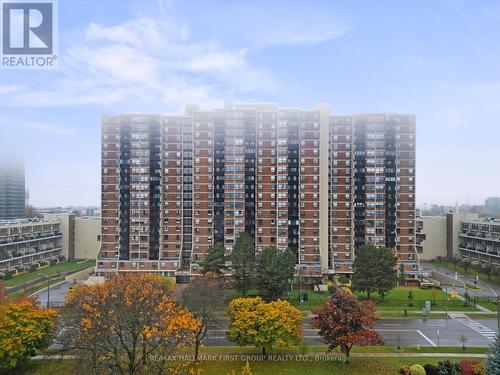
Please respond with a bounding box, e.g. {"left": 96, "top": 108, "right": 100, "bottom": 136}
{"left": 0, "top": 219, "right": 63, "bottom": 275}
{"left": 416, "top": 216, "right": 447, "bottom": 260}
{"left": 43, "top": 213, "right": 100, "bottom": 261}
{"left": 485, "top": 197, "right": 500, "bottom": 213}
{"left": 0, "top": 159, "right": 25, "bottom": 220}
{"left": 0, "top": 215, "right": 100, "bottom": 277}
{"left": 459, "top": 217, "right": 500, "bottom": 266}
{"left": 416, "top": 212, "right": 481, "bottom": 261}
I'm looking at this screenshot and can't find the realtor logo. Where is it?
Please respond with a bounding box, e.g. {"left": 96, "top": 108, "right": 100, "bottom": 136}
{"left": 1, "top": 0, "right": 58, "bottom": 68}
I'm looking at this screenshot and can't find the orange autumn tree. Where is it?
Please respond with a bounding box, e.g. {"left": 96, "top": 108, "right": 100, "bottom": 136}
{"left": 226, "top": 297, "right": 303, "bottom": 357}
{"left": 60, "top": 274, "right": 200, "bottom": 375}
{"left": 0, "top": 285, "right": 57, "bottom": 370}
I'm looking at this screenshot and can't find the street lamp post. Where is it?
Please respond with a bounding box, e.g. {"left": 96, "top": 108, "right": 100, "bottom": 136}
{"left": 37, "top": 273, "right": 50, "bottom": 308}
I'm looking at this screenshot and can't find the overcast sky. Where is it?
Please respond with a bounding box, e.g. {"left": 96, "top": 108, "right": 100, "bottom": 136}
{"left": 0, "top": 0, "right": 499, "bottom": 207}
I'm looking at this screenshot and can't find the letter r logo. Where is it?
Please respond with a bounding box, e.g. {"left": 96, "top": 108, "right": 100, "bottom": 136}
{"left": 2, "top": 2, "right": 53, "bottom": 54}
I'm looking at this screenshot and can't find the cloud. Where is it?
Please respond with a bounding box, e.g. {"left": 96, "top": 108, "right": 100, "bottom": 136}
{"left": 0, "top": 85, "right": 23, "bottom": 95}
{"left": 179, "top": 1, "right": 350, "bottom": 48}
{"left": 0, "top": 115, "right": 74, "bottom": 135}
{"left": 253, "top": 15, "right": 350, "bottom": 47}
{"left": 0, "top": 0, "right": 351, "bottom": 110}
{"left": 0, "top": 15, "right": 278, "bottom": 110}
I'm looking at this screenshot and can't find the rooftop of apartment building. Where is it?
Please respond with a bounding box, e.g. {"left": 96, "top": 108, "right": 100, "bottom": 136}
{"left": 0, "top": 217, "right": 60, "bottom": 228}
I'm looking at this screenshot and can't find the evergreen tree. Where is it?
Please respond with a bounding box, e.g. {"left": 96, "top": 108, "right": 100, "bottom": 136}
{"left": 255, "top": 247, "right": 296, "bottom": 301}
{"left": 230, "top": 233, "right": 256, "bottom": 295}
{"left": 486, "top": 332, "right": 500, "bottom": 374}
{"left": 351, "top": 245, "right": 398, "bottom": 300}
{"left": 200, "top": 243, "right": 226, "bottom": 275}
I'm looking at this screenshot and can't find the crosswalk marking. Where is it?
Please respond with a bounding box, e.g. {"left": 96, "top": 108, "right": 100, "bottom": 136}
{"left": 453, "top": 318, "right": 497, "bottom": 341}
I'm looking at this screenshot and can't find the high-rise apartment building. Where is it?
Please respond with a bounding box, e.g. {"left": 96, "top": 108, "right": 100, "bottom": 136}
{"left": 97, "top": 104, "right": 418, "bottom": 279}
{"left": 329, "top": 114, "right": 417, "bottom": 276}
{"left": 0, "top": 159, "right": 25, "bottom": 220}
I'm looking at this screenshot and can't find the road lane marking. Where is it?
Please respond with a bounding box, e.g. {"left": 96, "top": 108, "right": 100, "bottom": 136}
{"left": 417, "top": 330, "right": 437, "bottom": 347}
{"left": 451, "top": 317, "right": 497, "bottom": 341}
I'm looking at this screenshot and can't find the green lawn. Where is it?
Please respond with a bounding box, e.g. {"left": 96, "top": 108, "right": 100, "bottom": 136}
{"left": 288, "top": 287, "right": 478, "bottom": 312}
{"left": 7, "top": 276, "right": 66, "bottom": 301}
{"left": 466, "top": 313, "right": 498, "bottom": 319}
{"left": 287, "top": 289, "right": 330, "bottom": 311}
{"left": 226, "top": 286, "right": 478, "bottom": 313}
{"left": 10, "top": 357, "right": 485, "bottom": 375}
{"left": 2, "top": 260, "right": 95, "bottom": 288}
{"left": 357, "top": 287, "right": 479, "bottom": 311}
{"left": 475, "top": 296, "right": 499, "bottom": 312}
{"left": 192, "top": 358, "right": 481, "bottom": 375}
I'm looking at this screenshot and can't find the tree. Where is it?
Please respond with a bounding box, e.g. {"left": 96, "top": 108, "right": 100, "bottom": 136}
{"left": 0, "top": 285, "right": 56, "bottom": 370}
{"left": 230, "top": 232, "right": 256, "bottom": 296}
{"left": 255, "top": 247, "right": 296, "bottom": 301}
{"left": 61, "top": 274, "right": 200, "bottom": 375}
{"left": 226, "top": 297, "right": 302, "bottom": 357}
{"left": 458, "top": 332, "right": 468, "bottom": 351}
{"left": 311, "top": 287, "right": 382, "bottom": 361}
{"left": 408, "top": 290, "right": 414, "bottom": 307}
{"left": 180, "top": 274, "right": 226, "bottom": 361}
{"left": 351, "top": 245, "right": 398, "bottom": 300}
{"left": 200, "top": 243, "right": 227, "bottom": 275}
{"left": 486, "top": 332, "right": 500, "bottom": 374}
{"left": 431, "top": 288, "right": 438, "bottom": 305}
{"left": 463, "top": 258, "right": 471, "bottom": 274}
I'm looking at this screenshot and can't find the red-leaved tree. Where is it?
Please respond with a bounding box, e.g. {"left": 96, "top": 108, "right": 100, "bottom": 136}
{"left": 311, "top": 287, "right": 382, "bottom": 362}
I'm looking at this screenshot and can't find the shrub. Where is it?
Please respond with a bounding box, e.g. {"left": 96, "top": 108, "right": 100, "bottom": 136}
{"left": 409, "top": 364, "right": 425, "bottom": 375}
{"left": 337, "top": 275, "right": 350, "bottom": 285}
{"left": 407, "top": 290, "right": 414, "bottom": 306}
{"left": 399, "top": 364, "right": 410, "bottom": 375}
{"left": 472, "top": 361, "right": 485, "bottom": 375}
{"left": 437, "top": 359, "right": 460, "bottom": 375}
{"left": 423, "top": 364, "right": 439, "bottom": 375}
{"left": 460, "top": 360, "right": 480, "bottom": 375}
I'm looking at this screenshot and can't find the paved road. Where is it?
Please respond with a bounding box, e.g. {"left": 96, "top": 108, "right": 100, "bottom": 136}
{"left": 32, "top": 280, "right": 74, "bottom": 307}
{"left": 203, "top": 317, "right": 498, "bottom": 347}
{"left": 422, "top": 261, "right": 500, "bottom": 299}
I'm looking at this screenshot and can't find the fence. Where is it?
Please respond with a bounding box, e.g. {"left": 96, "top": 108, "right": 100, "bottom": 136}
{"left": 359, "top": 297, "right": 483, "bottom": 309}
